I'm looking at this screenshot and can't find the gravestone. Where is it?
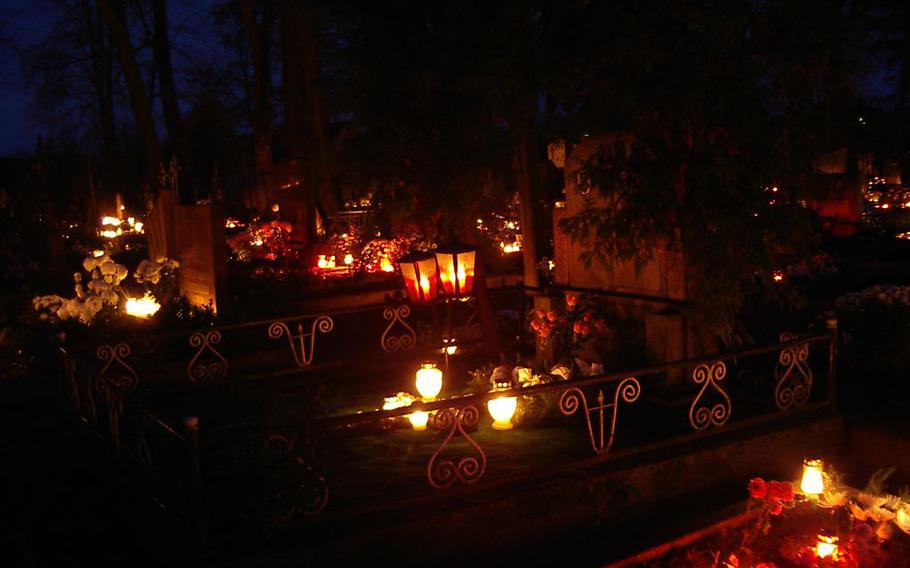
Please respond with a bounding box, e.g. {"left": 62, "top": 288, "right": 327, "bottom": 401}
{"left": 174, "top": 203, "right": 229, "bottom": 314}
{"left": 551, "top": 135, "right": 713, "bottom": 377}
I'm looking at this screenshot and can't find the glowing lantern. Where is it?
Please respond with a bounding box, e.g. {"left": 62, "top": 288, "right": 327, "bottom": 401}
{"left": 408, "top": 411, "right": 429, "bottom": 431}
{"left": 435, "top": 244, "right": 477, "bottom": 298}
{"left": 124, "top": 292, "right": 161, "bottom": 318}
{"left": 487, "top": 368, "right": 516, "bottom": 430}
{"left": 815, "top": 532, "right": 838, "bottom": 559}
{"left": 343, "top": 254, "right": 354, "bottom": 265}
{"left": 397, "top": 252, "right": 439, "bottom": 304}
{"left": 772, "top": 270, "right": 784, "bottom": 283}
{"left": 415, "top": 363, "right": 443, "bottom": 401}
{"left": 800, "top": 458, "right": 825, "bottom": 497}
{"left": 101, "top": 215, "right": 120, "bottom": 226}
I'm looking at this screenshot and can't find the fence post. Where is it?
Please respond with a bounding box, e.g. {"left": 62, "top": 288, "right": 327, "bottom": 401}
{"left": 826, "top": 318, "right": 838, "bottom": 411}
{"left": 183, "top": 416, "right": 206, "bottom": 556}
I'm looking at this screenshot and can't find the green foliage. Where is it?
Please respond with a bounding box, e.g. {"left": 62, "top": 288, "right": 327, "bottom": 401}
{"left": 555, "top": 0, "right": 863, "bottom": 340}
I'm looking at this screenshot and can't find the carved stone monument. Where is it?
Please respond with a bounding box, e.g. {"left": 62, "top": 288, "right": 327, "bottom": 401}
{"left": 174, "top": 203, "right": 229, "bottom": 314}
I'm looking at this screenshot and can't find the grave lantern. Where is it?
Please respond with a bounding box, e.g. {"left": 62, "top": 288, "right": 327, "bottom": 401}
{"left": 397, "top": 252, "right": 439, "bottom": 304}
{"left": 800, "top": 458, "right": 825, "bottom": 497}
{"left": 487, "top": 366, "right": 517, "bottom": 431}
{"left": 435, "top": 243, "right": 477, "bottom": 298}
{"left": 415, "top": 362, "right": 443, "bottom": 401}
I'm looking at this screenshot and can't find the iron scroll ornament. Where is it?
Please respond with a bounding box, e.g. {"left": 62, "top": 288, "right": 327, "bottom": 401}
{"left": 688, "top": 361, "right": 731, "bottom": 430}
{"left": 96, "top": 342, "right": 138, "bottom": 390}
{"left": 775, "top": 332, "right": 813, "bottom": 410}
{"left": 559, "top": 377, "right": 641, "bottom": 455}
{"left": 427, "top": 406, "right": 487, "bottom": 489}
{"left": 264, "top": 434, "right": 329, "bottom": 519}
{"left": 187, "top": 330, "right": 228, "bottom": 382}
{"left": 380, "top": 305, "right": 417, "bottom": 353}
{"left": 268, "top": 316, "right": 334, "bottom": 367}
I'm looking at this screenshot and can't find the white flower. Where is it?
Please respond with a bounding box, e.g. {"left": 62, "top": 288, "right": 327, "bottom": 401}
{"left": 818, "top": 490, "right": 848, "bottom": 509}
{"left": 895, "top": 506, "right": 910, "bottom": 535}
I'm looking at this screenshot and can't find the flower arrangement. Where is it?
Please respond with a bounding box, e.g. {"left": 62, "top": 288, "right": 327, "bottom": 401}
{"left": 33, "top": 253, "right": 180, "bottom": 326}
{"left": 228, "top": 220, "right": 297, "bottom": 263}
{"left": 529, "top": 293, "right": 610, "bottom": 365}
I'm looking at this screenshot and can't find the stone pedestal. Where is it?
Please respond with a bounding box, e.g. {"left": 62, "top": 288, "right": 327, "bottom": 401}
{"left": 175, "top": 203, "right": 229, "bottom": 314}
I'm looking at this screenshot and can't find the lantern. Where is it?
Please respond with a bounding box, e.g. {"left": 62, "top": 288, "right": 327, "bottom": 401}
{"left": 800, "top": 458, "right": 825, "bottom": 497}
{"left": 408, "top": 411, "right": 429, "bottom": 431}
{"left": 815, "top": 532, "right": 838, "bottom": 559}
{"left": 487, "top": 397, "right": 517, "bottom": 431}
{"left": 487, "top": 365, "right": 516, "bottom": 430}
{"left": 397, "top": 252, "right": 440, "bottom": 304}
{"left": 415, "top": 363, "right": 443, "bottom": 401}
{"left": 435, "top": 243, "right": 477, "bottom": 298}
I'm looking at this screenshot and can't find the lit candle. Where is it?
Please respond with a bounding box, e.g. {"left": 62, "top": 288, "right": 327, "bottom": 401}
{"left": 487, "top": 396, "right": 517, "bottom": 430}
{"left": 415, "top": 363, "right": 443, "bottom": 400}
{"left": 800, "top": 458, "right": 825, "bottom": 497}
{"left": 408, "top": 411, "right": 429, "bottom": 431}
{"left": 815, "top": 532, "right": 838, "bottom": 559}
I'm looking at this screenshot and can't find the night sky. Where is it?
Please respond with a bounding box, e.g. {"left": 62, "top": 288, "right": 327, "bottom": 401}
{"left": 0, "top": 1, "right": 900, "bottom": 157}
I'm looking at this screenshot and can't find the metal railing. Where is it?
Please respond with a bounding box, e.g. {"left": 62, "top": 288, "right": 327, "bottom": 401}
{"left": 66, "top": 297, "right": 492, "bottom": 392}
{"left": 58, "top": 306, "right": 837, "bottom": 556}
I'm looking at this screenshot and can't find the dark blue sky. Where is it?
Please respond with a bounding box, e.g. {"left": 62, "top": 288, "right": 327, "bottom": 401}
{"left": 0, "top": 1, "right": 901, "bottom": 157}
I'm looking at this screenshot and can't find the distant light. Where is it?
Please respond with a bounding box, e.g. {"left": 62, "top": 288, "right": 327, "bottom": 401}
{"left": 101, "top": 216, "right": 120, "bottom": 226}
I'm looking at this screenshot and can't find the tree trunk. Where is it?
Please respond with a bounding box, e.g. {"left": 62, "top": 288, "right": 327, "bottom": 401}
{"left": 82, "top": 0, "right": 120, "bottom": 196}
{"left": 242, "top": 0, "right": 276, "bottom": 213}
{"left": 152, "top": 0, "right": 192, "bottom": 197}
{"left": 99, "top": 0, "right": 161, "bottom": 181}
{"left": 279, "top": 0, "right": 333, "bottom": 242}
{"left": 514, "top": 125, "right": 541, "bottom": 289}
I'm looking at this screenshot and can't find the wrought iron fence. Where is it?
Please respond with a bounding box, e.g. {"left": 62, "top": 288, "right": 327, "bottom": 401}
{"left": 59, "top": 314, "right": 837, "bottom": 556}
{"left": 65, "top": 297, "right": 492, "bottom": 393}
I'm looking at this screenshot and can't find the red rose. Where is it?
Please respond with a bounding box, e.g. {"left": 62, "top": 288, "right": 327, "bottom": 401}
{"left": 748, "top": 478, "right": 768, "bottom": 500}
{"left": 534, "top": 309, "right": 546, "bottom": 319}
{"left": 769, "top": 501, "right": 783, "bottom": 515}
{"left": 566, "top": 294, "right": 578, "bottom": 308}
{"left": 768, "top": 481, "right": 794, "bottom": 503}
{"left": 531, "top": 319, "right": 542, "bottom": 331}
{"left": 539, "top": 327, "right": 551, "bottom": 338}
{"left": 583, "top": 312, "right": 593, "bottom": 322}
{"left": 546, "top": 310, "right": 558, "bottom": 322}
{"left": 573, "top": 321, "right": 583, "bottom": 334}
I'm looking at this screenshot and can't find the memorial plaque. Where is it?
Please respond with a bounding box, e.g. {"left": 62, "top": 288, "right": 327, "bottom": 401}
{"left": 175, "top": 203, "right": 229, "bottom": 314}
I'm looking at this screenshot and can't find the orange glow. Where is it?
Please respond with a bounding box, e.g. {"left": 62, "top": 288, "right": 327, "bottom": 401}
{"left": 380, "top": 256, "right": 395, "bottom": 272}
{"left": 815, "top": 533, "right": 838, "bottom": 559}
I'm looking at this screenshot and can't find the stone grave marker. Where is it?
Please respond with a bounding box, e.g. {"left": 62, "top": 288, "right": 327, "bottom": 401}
{"left": 174, "top": 203, "right": 229, "bottom": 314}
